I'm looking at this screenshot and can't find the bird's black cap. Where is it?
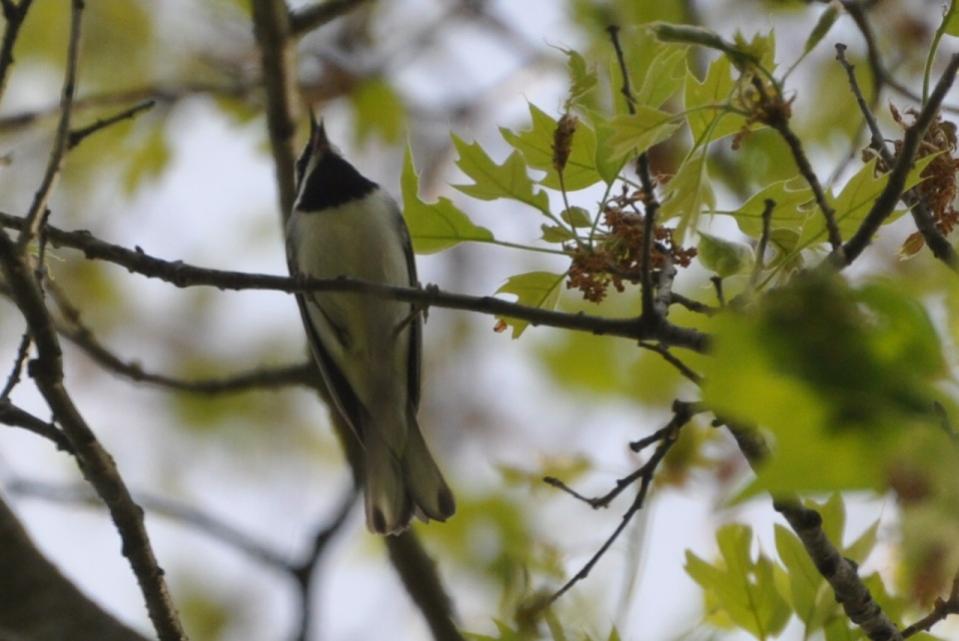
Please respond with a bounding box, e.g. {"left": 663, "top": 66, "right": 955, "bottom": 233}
{"left": 295, "top": 112, "right": 377, "bottom": 212}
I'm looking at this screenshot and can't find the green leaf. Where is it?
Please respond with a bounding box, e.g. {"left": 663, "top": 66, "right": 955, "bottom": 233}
{"left": 452, "top": 134, "right": 550, "bottom": 211}
{"left": 634, "top": 45, "right": 689, "bottom": 108}
{"left": 799, "top": 155, "right": 937, "bottom": 248}
{"left": 561, "top": 48, "right": 597, "bottom": 108}
{"left": 684, "top": 55, "right": 750, "bottom": 144}
{"left": 686, "top": 524, "right": 790, "bottom": 640}
{"left": 401, "top": 146, "right": 494, "bottom": 253}
{"left": 844, "top": 520, "right": 880, "bottom": 565}
{"left": 495, "top": 272, "right": 565, "bottom": 338}
{"left": 809, "top": 493, "right": 846, "bottom": 545}
{"left": 803, "top": 6, "right": 839, "bottom": 56}
{"left": 561, "top": 207, "right": 592, "bottom": 227}
{"left": 541, "top": 224, "right": 575, "bottom": 243}
{"left": 499, "top": 104, "right": 601, "bottom": 191}
{"left": 943, "top": 1, "right": 959, "bottom": 37}
{"left": 699, "top": 233, "right": 752, "bottom": 277}
{"left": 703, "top": 274, "right": 943, "bottom": 498}
{"left": 660, "top": 150, "right": 715, "bottom": 235}
{"left": 606, "top": 106, "right": 681, "bottom": 158}
{"left": 775, "top": 525, "right": 825, "bottom": 629}
{"left": 352, "top": 77, "right": 406, "bottom": 144}
{"left": 589, "top": 111, "right": 629, "bottom": 184}
{"left": 726, "top": 178, "right": 814, "bottom": 237}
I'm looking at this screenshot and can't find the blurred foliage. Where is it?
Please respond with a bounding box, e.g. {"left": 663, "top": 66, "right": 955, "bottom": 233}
{"left": 5, "top": 0, "right": 959, "bottom": 640}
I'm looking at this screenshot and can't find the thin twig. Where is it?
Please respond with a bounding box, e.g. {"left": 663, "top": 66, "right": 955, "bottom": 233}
{"left": 842, "top": 54, "right": 959, "bottom": 266}
{"left": 17, "top": 0, "right": 83, "bottom": 255}
{"left": 0, "top": 332, "right": 30, "bottom": 400}
{"left": 292, "top": 488, "right": 359, "bottom": 641}
{"left": 0, "top": 400, "right": 71, "bottom": 451}
{"left": 638, "top": 342, "right": 702, "bottom": 385}
{"left": 758, "top": 77, "right": 843, "bottom": 253}
{"left": 289, "top": 0, "right": 371, "bottom": 37}
{"left": 667, "top": 292, "right": 718, "bottom": 316}
{"left": 901, "top": 570, "right": 959, "bottom": 638}
{"left": 43, "top": 280, "right": 317, "bottom": 394}
{"left": 545, "top": 403, "right": 691, "bottom": 605}
{"left": 750, "top": 199, "right": 775, "bottom": 288}
{"left": 0, "top": 212, "right": 711, "bottom": 352}
{"left": 608, "top": 25, "right": 662, "bottom": 321}
{"left": 835, "top": 44, "right": 892, "bottom": 165}
{"left": 8, "top": 479, "right": 290, "bottom": 569}
{"left": 67, "top": 100, "right": 155, "bottom": 150}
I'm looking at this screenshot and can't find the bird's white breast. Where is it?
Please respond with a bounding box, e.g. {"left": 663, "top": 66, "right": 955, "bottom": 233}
{"left": 288, "top": 187, "right": 412, "bottom": 408}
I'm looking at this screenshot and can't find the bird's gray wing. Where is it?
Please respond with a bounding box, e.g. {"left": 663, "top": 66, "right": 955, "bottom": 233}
{"left": 396, "top": 206, "right": 422, "bottom": 413}
{"left": 287, "top": 249, "right": 367, "bottom": 442}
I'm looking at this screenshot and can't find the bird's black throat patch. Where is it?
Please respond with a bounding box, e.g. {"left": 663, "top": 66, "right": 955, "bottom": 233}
{"left": 297, "top": 153, "right": 378, "bottom": 211}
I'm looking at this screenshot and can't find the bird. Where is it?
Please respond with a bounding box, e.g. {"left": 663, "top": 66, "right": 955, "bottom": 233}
{"left": 285, "top": 114, "right": 455, "bottom": 535}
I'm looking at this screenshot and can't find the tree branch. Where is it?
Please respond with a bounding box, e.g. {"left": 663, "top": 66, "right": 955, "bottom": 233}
{"left": 0, "top": 212, "right": 710, "bottom": 352}
{"left": 251, "top": 0, "right": 300, "bottom": 221}
{"left": 0, "top": 494, "right": 151, "bottom": 641}
{"left": 44, "top": 280, "right": 317, "bottom": 394}
{"left": 0, "top": 228, "right": 187, "bottom": 641}
{"left": 386, "top": 532, "right": 465, "bottom": 641}
{"left": 835, "top": 44, "right": 959, "bottom": 268}
{"left": 0, "top": 0, "right": 33, "bottom": 103}
{"left": 67, "top": 100, "right": 155, "bottom": 150}
{"left": 722, "top": 421, "right": 905, "bottom": 641}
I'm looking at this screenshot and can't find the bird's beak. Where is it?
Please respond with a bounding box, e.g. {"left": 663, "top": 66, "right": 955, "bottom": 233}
{"left": 309, "top": 112, "right": 330, "bottom": 155}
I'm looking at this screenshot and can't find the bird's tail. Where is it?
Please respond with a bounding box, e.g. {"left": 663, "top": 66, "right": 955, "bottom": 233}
{"left": 364, "top": 417, "right": 455, "bottom": 535}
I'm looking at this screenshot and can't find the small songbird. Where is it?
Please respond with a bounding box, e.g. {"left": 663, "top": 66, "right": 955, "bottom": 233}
{"left": 286, "top": 114, "right": 455, "bottom": 535}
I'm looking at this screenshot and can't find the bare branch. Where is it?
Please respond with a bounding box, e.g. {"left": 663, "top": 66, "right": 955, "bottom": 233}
{"left": 67, "top": 100, "right": 155, "bottom": 150}
{"left": 545, "top": 404, "right": 689, "bottom": 606}
{"left": 17, "top": 0, "right": 83, "bottom": 254}
{"left": 289, "top": 0, "right": 371, "bottom": 37}
{"left": 9, "top": 479, "right": 291, "bottom": 570}
{"left": 0, "top": 228, "right": 186, "bottom": 641}
{"left": 0, "top": 212, "right": 710, "bottom": 352}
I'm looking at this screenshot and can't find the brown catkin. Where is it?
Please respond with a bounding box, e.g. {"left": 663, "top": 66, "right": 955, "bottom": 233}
{"left": 552, "top": 113, "right": 578, "bottom": 173}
